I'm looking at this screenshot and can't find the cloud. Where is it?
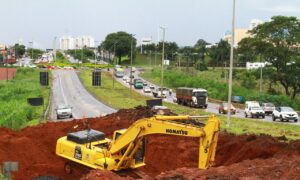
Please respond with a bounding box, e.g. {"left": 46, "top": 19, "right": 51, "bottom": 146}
{"left": 260, "top": 4, "right": 300, "bottom": 13}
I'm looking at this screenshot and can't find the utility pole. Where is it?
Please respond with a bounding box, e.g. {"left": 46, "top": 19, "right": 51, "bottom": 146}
{"left": 160, "top": 27, "right": 166, "bottom": 98}
{"left": 94, "top": 40, "right": 98, "bottom": 70}
{"left": 130, "top": 34, "right": 136, "bottom": 97}
{"left": 29, "top": 41, "right": 33, "bottom": 60}
{"left": 226, "top": 0, "right": 236, "bottom": 127}
{"left": 113, "top": 41, "right": 117, "bottom": 89}
{"left": 53, "top": 37, "right": 57, "bottom": 61}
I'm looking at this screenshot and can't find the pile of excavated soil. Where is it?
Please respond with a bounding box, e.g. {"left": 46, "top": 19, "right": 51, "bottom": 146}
{"left": 0, "top": 106, "right": 300, "bottom": 180}
{"left": 0, "top": 68, "right": 16, "bottom": 80}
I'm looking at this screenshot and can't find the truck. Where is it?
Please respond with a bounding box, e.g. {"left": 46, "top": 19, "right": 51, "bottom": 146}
{"left": 176, "top": 87, "right": 208, "bottom": 108}
{"left": 56, "top": 115, "right": 220, "bottom": 173}
{"left": 134, "top": 79, "right": 144, "bottom": 89}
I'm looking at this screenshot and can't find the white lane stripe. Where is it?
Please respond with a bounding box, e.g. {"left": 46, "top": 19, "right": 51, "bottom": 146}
{"left": 58, "top": 71, "right": 68, "bottom": 105}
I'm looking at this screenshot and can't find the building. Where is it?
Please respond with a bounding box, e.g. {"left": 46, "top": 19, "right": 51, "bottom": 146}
{"left": 59, "top": 36, "right": 74, "bottom": 50}
{"left": 0, "top": 48, "right": 16, "bottom": 64}
{"left": 74, "top": 36, "right": 95, "bottom": 49}
{"left": 223, "top": 28, "right": 250, "bottom": 47}
{"left": 223, "top": 19, "right": 263, "bottom": 47}
{"left": 59, "top": 35, "right": 95, "bottom": 50}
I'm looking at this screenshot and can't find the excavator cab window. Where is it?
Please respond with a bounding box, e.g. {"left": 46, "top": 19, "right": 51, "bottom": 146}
{"left": 134, "top": 139, "right": 145, "bottom": 164}
{"left": 74, "top": 146, "right": 82, "bottom": 160}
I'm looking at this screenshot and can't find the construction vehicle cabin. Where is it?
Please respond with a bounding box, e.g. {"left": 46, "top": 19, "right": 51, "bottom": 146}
{"left": 56, "top": 115, "right": 220, "bottom": 172}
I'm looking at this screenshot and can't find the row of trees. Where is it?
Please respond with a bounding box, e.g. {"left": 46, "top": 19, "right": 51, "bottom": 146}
{"left": 99, "top": 16, "right": 299, "bottom": 99}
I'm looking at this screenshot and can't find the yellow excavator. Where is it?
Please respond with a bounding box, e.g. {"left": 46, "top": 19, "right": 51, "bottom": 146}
{"left": 56, "top": 115, "right": 220, "bottom": 173}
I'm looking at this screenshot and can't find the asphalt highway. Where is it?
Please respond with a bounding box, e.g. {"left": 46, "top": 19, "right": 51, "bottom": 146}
{"left": 113, "top": 67, "right": 299, "bottom": 125}
{"left": 50, "top": 69, "right": 116, "bottom": 120}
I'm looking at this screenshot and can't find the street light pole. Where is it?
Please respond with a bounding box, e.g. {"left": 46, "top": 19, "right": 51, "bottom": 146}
{"left": 130, "top": 34, "right": 136, "bottom": 97}
{"left": 112, "top": 41, "right": 118, "bottom": 89}
{"left": 160, "top": 26, "right": 166, "bottom": 98}
{"left": 29, "top": 41, "right": 33, "bottom": 60}
{"left": 94, "top": 40, "right": 99, "bottom": 70}
{"left": 226, "top": 0, "right": 236, "bottom": 127}
{"left": 53, "top": 36, "right": 57, "bottom": 61}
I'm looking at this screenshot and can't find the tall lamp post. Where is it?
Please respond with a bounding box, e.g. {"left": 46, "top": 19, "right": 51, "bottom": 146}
{"left": 226, "top": 0, "right": 236, "bottom": 127}
{"left": 29, "top": 41, "right": 33, "bottom": 60}
{"left": 53, "top": 36, "right": 57, "bottom": 61}
{"left": 160, "top": 26, "right": 166, "bottom": 98}
{"left": 112, "top": 41, "right": 118, "bottom": 89}
{"left": 94, "top": 40, "right": 99, "bottom": 70}
{"left": 130, "top": 34, "right": 136, "bottom": 96}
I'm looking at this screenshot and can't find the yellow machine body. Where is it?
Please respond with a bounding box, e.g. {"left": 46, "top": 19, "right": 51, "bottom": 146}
{"left": 56, "top": 115, "right": 220, "bottom": 171}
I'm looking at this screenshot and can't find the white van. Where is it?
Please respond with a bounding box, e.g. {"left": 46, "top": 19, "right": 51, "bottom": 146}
{"left": 244, "top": 101, "right": 265, "bottom": 119}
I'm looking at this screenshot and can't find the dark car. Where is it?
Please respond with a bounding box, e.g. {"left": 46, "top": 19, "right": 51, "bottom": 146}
{"left": 219, "top": 102, "right": 236, "bottom": 114}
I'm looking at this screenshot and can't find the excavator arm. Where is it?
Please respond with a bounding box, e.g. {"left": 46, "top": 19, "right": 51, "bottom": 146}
{"left": 109, "top": 115, "right": 220, "bottom": 170}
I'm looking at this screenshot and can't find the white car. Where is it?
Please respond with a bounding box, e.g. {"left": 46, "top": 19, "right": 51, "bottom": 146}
{"left": 56, "top": 104, "right": 72, "bottom": 119}
{"left": 143, "top": 86, "right": 151, "bottom": 93}
{"left": 272, "top": 106, "right": 298, "bottom": 122}
{"left": 245, "top": 101, "right": 265, "bottom": 118}
{"left": 261, "top": 103, "right": 275, "bottom": 115}
{"left": 122, "top": 76, "right": 128, "bottom": 81}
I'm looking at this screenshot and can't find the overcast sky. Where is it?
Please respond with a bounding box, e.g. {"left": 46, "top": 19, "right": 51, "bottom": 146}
{"left": 1, "top": 0, "right": 300, "bottom": 49}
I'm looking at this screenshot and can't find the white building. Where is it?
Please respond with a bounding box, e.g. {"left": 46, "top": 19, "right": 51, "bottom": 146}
{"left": 59, "top": 36, "right": 74, "bottom": 50}
{"left": 74, "top": 36, "right": 95, "bottom": 49}
{"left": 59, "top": 35, "right": 95, "bottom": 50}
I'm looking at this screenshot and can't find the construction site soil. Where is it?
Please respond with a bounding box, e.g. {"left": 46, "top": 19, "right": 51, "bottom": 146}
{"left": 1, "top": 107, "right": 300, "bottom": 180}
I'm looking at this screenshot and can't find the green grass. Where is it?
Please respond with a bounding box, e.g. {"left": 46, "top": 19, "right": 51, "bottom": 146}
{"left": 79, "top": 70, "right": 300, "bottom": 140}
{"left": 0, "top": 68, "right": 51, "bottom": 129}
{"left": 80, "top": 70, "right": 150, "bottom": 109}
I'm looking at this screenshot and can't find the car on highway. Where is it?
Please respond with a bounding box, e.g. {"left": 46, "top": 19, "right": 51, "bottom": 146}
{"left": 149, "top": 85, "right": 155, "bottom": 90}
{"left": 245, "top": 101, "right": 265, "bottom": 118}
{"left": 143, "top": 81, "right": 148, "bottom": 86}
{"left": 143, "top": 86, "right": 151, "bottom": 93}
{"left": 218, "top": 102, "right": 236, "bottom": 114}
{"left": 122, "top": 76, "right": 129, "bottom": 81}
{"left": 56, "top": 104, "right": 72, "bottom": 119}
{"left": 261, "top": 103, "right": 275, "bottom": 115}
{"left": 152, "top": 87, "right": 168, "bottom": 98}
{"left": 272, "top": 106, "right": 298, "bottom": 122}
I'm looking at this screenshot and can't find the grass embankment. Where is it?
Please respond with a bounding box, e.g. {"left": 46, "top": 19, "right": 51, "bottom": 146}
{"left": 80, "top": 70, "right": 300, "bottom": 140}
{"left": 0, "top": 68, "right": 50, "bottom": 129}
{"left": 140, "top": 68, "right": 300, "bottom": 110}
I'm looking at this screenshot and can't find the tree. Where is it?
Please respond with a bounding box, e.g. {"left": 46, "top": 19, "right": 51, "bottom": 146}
{"left": 208, "top": 39, "right": 230, "bottom": 67}
{"left": 101, "top": 31, "right": 137, "bottom": 65}
{"left": 14, "top": 43, "right": 26, "bottom": 58}
{"left": 248, "top": 16, "right": 300, "bottom": 99}
{"left": 140, "top": 43, "right": 156, "bottom": 54}
{"left": 194, "top": 39, "right": 208, "bottom": 60}
{"left": 157, "top": 41, "right": 179, "bottom": 61}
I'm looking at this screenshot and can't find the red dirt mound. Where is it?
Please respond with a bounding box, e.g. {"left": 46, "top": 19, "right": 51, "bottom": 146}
{"left": 0, "top": 107, "right": 299, "bottom": 180}
{"left": 0, "top": 68, "right": 16, "bottom": 80}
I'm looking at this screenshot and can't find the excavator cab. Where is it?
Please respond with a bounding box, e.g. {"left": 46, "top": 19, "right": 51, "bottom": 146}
{"left": 113, "top": 129, "right": 146, "bottom": 168}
